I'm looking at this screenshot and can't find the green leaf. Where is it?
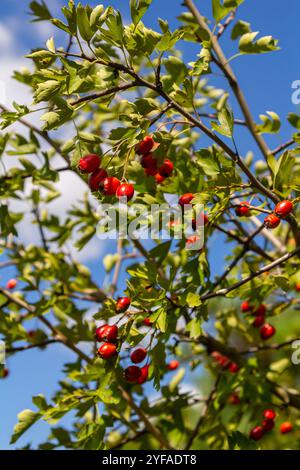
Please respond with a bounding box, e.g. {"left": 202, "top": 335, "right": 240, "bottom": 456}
{"left": 10, "top": 409, "right": 40, "bottom": 444}
{"left": 212, "top": 0, "right": 244, "bottom": 23}
{"left": 186, "top": 317, "right": 202, "bottom": 338}
{"left": 90, "top": 5, "right": 104, "bottom": 29}
{"left": 186, "top": 292, "right": 202, "bottom": 308}
{"left": 288, "top": 113, "right": 300, "bottom": 129}
{"left": 239, "top": 32, "right": 279, "bottom": 54}
{"left": 228, "top": 431, "right": 257, "bottom": 450}
{"left": 29, "top": 1, "right": 52, "bottom": 22}
{"left": 34, "top": 80, "right": 62, "bottom": 103}
{"left": 211, "top": 105, "right": 234, "bottom": 138}
{"left": 130, "top": 0, "right": 152, "bottom": 26}
{"left": 256, "top": 111, "right": 281, "bottom": 134}
{"left": 77, "top": 4, "right": 93, "bottom": 41}
{"left": 273, "top": 151, "right": 295, "bottom": 190}
{"left": 231, "top": 20, "right": 251, "bottom": 40}
{"left": 155, "top": 306, "right": 168, "bottom": 333}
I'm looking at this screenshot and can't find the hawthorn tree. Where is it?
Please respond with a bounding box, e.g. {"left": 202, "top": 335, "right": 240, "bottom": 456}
{"left": 1, "top": 0, "right": 300, "bottom": 450}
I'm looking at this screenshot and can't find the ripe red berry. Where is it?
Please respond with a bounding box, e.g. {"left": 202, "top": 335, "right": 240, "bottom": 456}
{"left": 280, "top": 421, "right": 293, "bottom": 434}
{"left": 229, "top": 362, "right": 240, "bottom": 373}
{"left": 263, "top": 409, "right": 276, "bottom": 421}
{"left": 78, "top": 154, "right": 101, "bottom": 173}
{"left": 252, "top": 316, "right": 265, "bottom": 328}
{"left": 253, "top": 304, "right": 266, "bottom": 316}
{"left": 88, "top": 169, "right": 108, "bottom": 191}
{"left": 295, "top": 282, "right": 300, "bottom": 292}
{"left": 97, "top": 342, "right": 117, "bottom": 359}
{"left": 137, "top": 364, "right": 149, "bottom": 384}
{"left": 27, "top": 330, "right": 36, "bottom": 339}
{"left": 260, "top": 323, "right": 276, "bottom": 340}
{"left": 6, "top": 279, "right": 17, "bottom": 290}
{"left": 130, "top": 348, "right": 147, "bottom": 364}
{"left": 100, "top": 176, "right": 121, "bottom": 196}
{"left": 158, "top": 159, "right": 174, "bottom": 177}
{"left": 136, "top": 136, "right": 155, "bottom": 155}
{"left": 155, "top": 173, "right": 165, "bottom": 184}
{"left": 124, "top": 365, "right": 142, "bottom": 383}
{"left": 235, "top": 202, "right": 250, "bottom": 217}
{"left": 141, "top": 154, "right": 157, "bottom": 176}
{"left": 249, "top": 426, "right": 264, "bottom": 441}
{"left": 116, "top": 183, "right": 135, "bottom": 201}
{"left": 116, "top": 296, "right": 131, "bottom": 313}
{"left": 274, "top": 200, "right": 293, "bottom": 218}
{"left": 241, "top": 300, "right": 252, "bottom": 313}
{"left": 262, "top": 419, "right": 275, "bottom": 432}
{"left": 186, "top": 235, "right": 200, "bottom": 248}
{"left": 228, "top": 393, "right": 241, "bottom": 405}
{"left": 264, "top": 214, "right": 280, "bottom": 229}
{"left": 167, "top": 360, "right": 179, "bottom": 371}
{"left": 95, "top": 324, "right": 118, "bottom": 342}
{"left": 143, "top": 318, "right": 152, "bottom": 326}
{"left": 179, "top": 193, "right": 194, "bottom": 207}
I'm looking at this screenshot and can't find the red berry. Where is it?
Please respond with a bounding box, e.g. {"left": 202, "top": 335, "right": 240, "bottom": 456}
{"left": 116, "top": 183, "right": 135, "bottom": 201}
{"left": 6, "top": 279, "right": 17, "bottom": 290}
{"left": 263, "top": 409, "right": 276, "bottom": 421}
{"left": 167, "top": 360, "right": 179, "bottom": 371}
{"left": 95, "top": 324, "right": 118, "bottom": 342}
{"left": 158, "top": 159, "right": 173, "bottom": 177}
{"left": 228, "top": 393, "right": 241, "bottom": 405}
{"left": 130, "top": 348, "right": 147, "bottom": 364}
{"left": 253, "top": 304, "right": 266, "bottom": 316}
{"left": 235, "top": 202, "right": 250, "bottom": 217}
{"left": 124, "top": 365, "right": 142, "bottom": 383}
{"left": 2, "top": 368, "right": 9, "bottom": 378}
{"left": 137, "top": 364, "right": 149, "bottom": 384}
{"left": 241, "top": 300, "right": 252, "bottom": 313}
{"left": 143, "top": 318, "right": 152, "bottom": 326}
{"left": 229, "top": 362, "right": 240, "bottom": 373}
{"left": 249, "top": 426, "right": 264, "bottom": 441}
{"left": 27, "top": 330, "right": 36, "bottom": 339}
{"left": 262, "top": 419, "right": 275, "bottom": 432}
{"left": 116, "top": 296, "right": 131, "bottom": 313}
{"left": 88, "top": 169, "right": 108, "bottom": 191}
{"left": 136, "top": 136, "right": 155, "bottom": 155}
{"left": 155, "top": 173, "right": 165, "bottom": 184}
{"left": 252, "top": 316, "right": 265, "bottom": 328}
{"left": 141, "top": 154, "right": 157, "bottom": 176}
{"left": 260, "top": 323, "right": 276, "bottom": 340}
{"left": 275, "top": 200, "right": 293, "bottom": 218}
{"left": 192, "top": 213, "right": 209, "bottom": 230}
{"left": 185, "top": 235, "right": 200, "bottom": 247}
{"left": 97, "top": 342, "right": 117, "bottom": 359}
{"left": 179, "top": 193, "right": 194, "bottom": 207}
{"left": 78, "top": 154, "right": 101, "bottom": 173}
{"left": 264, "top": 214, "right": 281, "bottom": 229}
{"left": 101, "top": 176, "right": 121, "bottom": 196}
{"left": 295, "top": 282, "right": 300, "bottom": 292}
{"left": 280, "top": 422, "right": 293, "bottom": 434}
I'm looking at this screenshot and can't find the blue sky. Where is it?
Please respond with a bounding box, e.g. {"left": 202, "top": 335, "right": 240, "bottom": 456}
{"left": 1, "top": 0, "right": 300, "bottom": 450}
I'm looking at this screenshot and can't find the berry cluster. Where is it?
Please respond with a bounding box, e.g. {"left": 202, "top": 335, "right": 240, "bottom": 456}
{"left": 250, "top": 409, "right": 277, "bottom": 441}
{"left": 235, "top": 200, "right": 294, "bottom": 230}
{"left": 78, "top": 154, "right": 135, "bottom": 200}
{"left": 211, "top": 351, "right": 240, "bottom": 373}
{"left": 241, "top": 301, "right": 276, "bottom": 340}
{"left": 96, "top": 296, "right": 149, "bottom": 384}
{"left": 137, "top": 136, "right": 174, "bottom": 184}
